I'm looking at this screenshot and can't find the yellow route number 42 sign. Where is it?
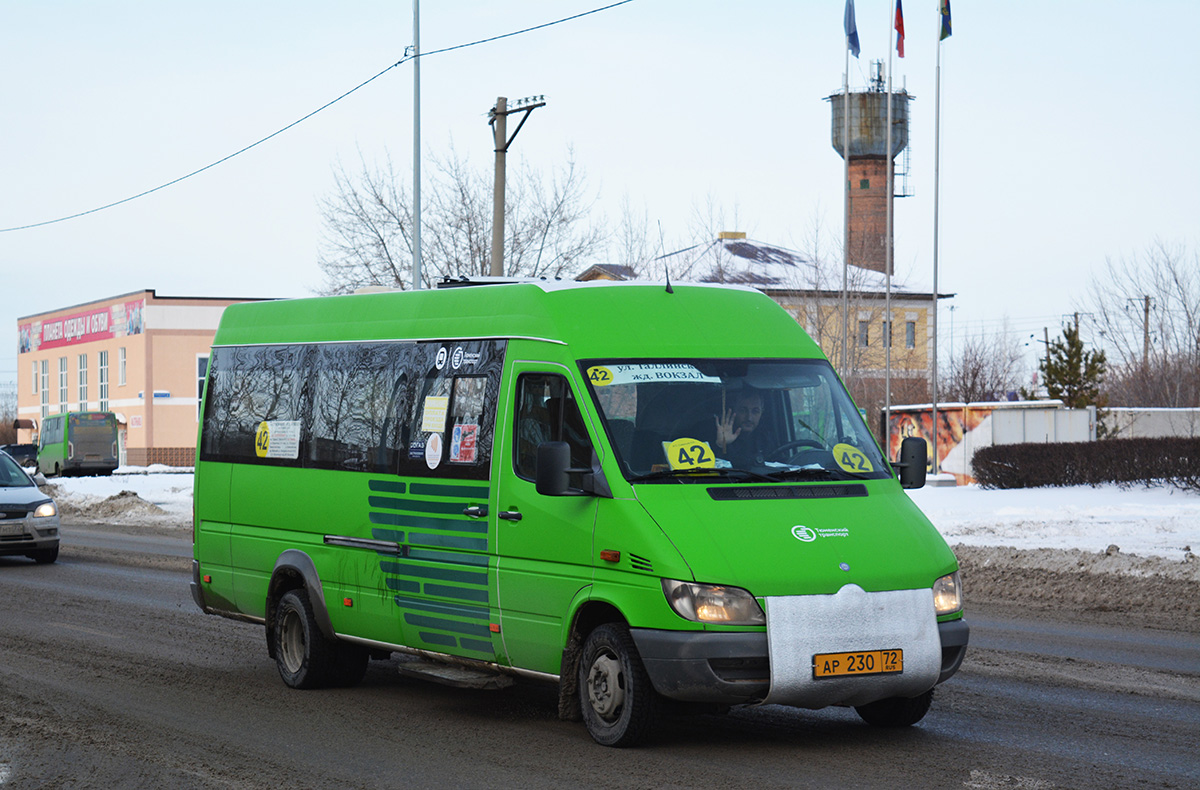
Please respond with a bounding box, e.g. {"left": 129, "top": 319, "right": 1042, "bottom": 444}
{"left": 662, "top": 438, "right": 716, "bottom": 470}
{"left": 833, "top": 443, "right": 874, "bottom": 474}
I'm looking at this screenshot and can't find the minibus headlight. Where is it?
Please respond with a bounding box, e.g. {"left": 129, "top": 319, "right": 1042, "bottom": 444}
{"left": 661, "top": 579, "right": 765, "bottom": 625}
{"left": 33, "top": 501, "right": 57, "bottom": 518}
{"left": 933, "top": 571, "right": 963, "bottom": 615}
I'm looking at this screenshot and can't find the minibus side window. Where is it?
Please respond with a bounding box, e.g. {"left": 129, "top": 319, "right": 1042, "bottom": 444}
{"left": 307, "top": 342, "right": 409, "bottom": 473}
{"left": 514, "top": 374, "right": 592, "bottom": 485}
{"left": 397, "top": 340, "right": 504, "bottom": 480}
{"left": 199, "top": 344, "right": 308, "bottom": 465}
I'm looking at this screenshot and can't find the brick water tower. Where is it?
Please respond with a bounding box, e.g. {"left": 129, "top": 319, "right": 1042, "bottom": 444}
{"left": 828, "top": 62, "right": 911, "bottom": 276}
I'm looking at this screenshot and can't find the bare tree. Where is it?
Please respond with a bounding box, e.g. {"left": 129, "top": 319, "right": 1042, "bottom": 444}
{"left": 1085, "top": 240, "right": 1200, "bottom": 407}
{"left": 0, "top": 382, "right": 16, "bottom": 444}
{"left": 317, "top": 147, "right": 607, "bottom": 293}
{"left": 941, "top": 322, "right": 1026, "bottom": 403}
{"left": 611, "top": 193, "right": 656, "bottom": 273}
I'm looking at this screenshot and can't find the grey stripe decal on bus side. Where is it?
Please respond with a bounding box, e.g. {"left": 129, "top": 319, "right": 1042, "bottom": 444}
{"left": 368, "top": 496, "right": 465, "bottom": 515}
{"left": 368, "top": 480, "right": 407, "bottom": 494}
{"left": 423, "top": 583, "right": 490, "bottom": 603}
{"left": 369, "top": 477, "right": 494, "bottom": 657}
{"left": 404, "top": 613, "right": 493, "bottom": 639}
{"left": 369, "top": 512, "right": 488, "bottom": 533}
{"left": 386, "top": 578, "right": 420, "bottom": 594}
{"left": 407, "top": 548, "right": 488, "bottom": 566}
{"left": 393, "top": 594, "right": 489, "bottom": 621}
{"left": 407, "top": 532, "right": 488, "bottom": 551}
{"left": 380, "top": 561, "right": 487, "bottom": 586}
{"left": 458, "top": 638, "right": 495, "bottom": 654}
{"left": 410, "top": 482, "right": 489, "bottom": 498}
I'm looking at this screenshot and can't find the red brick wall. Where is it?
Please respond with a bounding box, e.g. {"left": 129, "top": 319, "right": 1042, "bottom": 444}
{"left": 848, "top": 157, "right": 891, "bottom": 275}
{"left": 126, "top": 446, "right": 195, "bottom": 467}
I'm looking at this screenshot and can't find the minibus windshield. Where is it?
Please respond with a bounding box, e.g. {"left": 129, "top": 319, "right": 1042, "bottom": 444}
{"left": 581, "top": 359, "right": 890, "bottom": 483}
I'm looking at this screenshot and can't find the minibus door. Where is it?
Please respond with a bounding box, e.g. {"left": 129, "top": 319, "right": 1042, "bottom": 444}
{"left": 495, "top": 366, "right": 598, "bottom": 675}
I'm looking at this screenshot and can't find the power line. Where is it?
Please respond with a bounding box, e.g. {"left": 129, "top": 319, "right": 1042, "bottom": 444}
{"left": 0, "top": 0, "right": 635, "bottom": 234}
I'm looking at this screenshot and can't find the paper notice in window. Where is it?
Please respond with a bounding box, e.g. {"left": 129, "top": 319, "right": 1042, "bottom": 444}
{"left": 421, "top": 396, "right": 449, "bottom": 433}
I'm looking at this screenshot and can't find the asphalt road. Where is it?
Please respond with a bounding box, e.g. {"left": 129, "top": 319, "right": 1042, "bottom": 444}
{"left": 0, "top": 523, "right": 1195, "bottom": 789}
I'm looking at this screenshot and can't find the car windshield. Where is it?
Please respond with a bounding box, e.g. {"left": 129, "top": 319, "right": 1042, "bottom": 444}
{"left": 581, "top": 359, "right": 890, "bottom": 483}
{"left": 0, "top": 453, "right": 34, "bottom": 488}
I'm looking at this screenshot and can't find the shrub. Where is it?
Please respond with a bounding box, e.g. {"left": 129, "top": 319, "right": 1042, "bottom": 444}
{"left": 972, "top": 437, "right": 1200, "bottom": 491}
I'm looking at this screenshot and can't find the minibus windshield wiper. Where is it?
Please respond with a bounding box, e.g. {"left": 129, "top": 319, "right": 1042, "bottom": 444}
{"left": 765, "top": 466, "right": 869, "bottom": 482}
{"left": 627, "top": 467, "right": 778, "bottom": 484}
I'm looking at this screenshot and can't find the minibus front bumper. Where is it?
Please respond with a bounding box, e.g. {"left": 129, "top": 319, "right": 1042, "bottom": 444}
{"left": 631, "top": 618, "right": 969, "bottom": 705}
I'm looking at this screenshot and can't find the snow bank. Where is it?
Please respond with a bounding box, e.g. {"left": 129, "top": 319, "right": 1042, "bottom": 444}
{"left": 907, "top": 484, "right": 1199, "bottom": 563}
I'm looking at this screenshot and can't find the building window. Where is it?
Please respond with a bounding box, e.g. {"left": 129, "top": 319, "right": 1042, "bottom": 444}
{"left": 58, "top": 357, "right": 68, "bottom": 411}
{"left": 99, "top": 350, "right": 110, "bottom": 411}
{"left": 882, "top": 320, "right": 892, "bottom": 348}
{"left": 197, "top": 355, "right": 209, "bottom": 421}
{"left": 78, "top": 353, "right": 88, "bottom": 411}
{"left": 905, "top": 321, "right": 916, "bottom": 349}
{"left": 118, "top": 347, "right": 127, "bottom": 387}
{"left": 32, "top": 361, "right": 38, "bottom": 395}
{"left": 859, "top": 179, "right": 870, "bottom": 189}
{"left": 858, "top": 321, "right": 870, "bottom": 347}
{"left": 40, "top": 360, "right": 49, "bottom": 419}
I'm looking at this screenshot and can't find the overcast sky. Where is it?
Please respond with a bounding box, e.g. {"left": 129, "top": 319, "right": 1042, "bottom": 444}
{"left": 3, "top": 1, "right": 1197, "bottom": 390}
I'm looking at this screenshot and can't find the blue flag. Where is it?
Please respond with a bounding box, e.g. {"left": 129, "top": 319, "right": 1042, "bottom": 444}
{"left": 844, "top": 0, "right": 861, "bottom": 58}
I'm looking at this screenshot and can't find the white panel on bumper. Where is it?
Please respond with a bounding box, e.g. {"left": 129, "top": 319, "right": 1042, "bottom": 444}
{"left": 762, "top": 585, "right": 941, "bottom": 708}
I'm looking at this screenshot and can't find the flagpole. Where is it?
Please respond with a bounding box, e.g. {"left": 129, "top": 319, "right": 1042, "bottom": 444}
{"left": 412, "top": 0, "right": 422, "bottom": 290}
{"left": 885, "top": 2, "right": 895, "bottom": 454}
{"left": 931, "top": 11, "right": 944, "bottom": 475}
{"left": 841, "top": 40, "right": 851, "bottom": 379}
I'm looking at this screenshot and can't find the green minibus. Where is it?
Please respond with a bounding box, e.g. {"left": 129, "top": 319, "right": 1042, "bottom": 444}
{"left": 37, "top": 411, "right": 119, "bottom": 477}
{"left": 191, "top": 280, "right": 967, "bottom": 746}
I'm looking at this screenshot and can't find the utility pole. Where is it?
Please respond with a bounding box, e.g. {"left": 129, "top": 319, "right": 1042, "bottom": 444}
{"left": 488, "top": 95, "right": 545, "bottom": 277}
{"left": 1141, "top": 295, "right": 1152, "bottom": 367}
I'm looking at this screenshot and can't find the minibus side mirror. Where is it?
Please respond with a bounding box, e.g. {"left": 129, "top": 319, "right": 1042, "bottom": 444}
{"left": 535, "top": 442, "right": 612, "bottom": 498}
{"left": 895, "top": 437, "right": 928, "bottom": 490}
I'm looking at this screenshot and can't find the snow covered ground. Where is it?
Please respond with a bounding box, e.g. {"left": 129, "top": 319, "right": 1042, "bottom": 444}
{"left": 43, "top": 467, "right": 1200, "bottom": 564}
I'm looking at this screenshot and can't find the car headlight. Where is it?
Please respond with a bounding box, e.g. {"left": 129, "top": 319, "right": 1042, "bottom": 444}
{"left": 33, "top": 501, "right": 57, "bottom": 518}
{"left": 662, "top": 579, "right": 765, "bottom": 625}
{"left": 933, "top": 571, "right": 963, "bottom": 615}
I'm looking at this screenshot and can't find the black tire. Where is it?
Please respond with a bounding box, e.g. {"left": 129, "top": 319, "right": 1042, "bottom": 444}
{"left": 578, "top": 622, "right": 658, "bottom": 747}
{"left": 274, "top": 589, "right": 337, "bottom": 689}
{"left": 28, "top": 546, "right": 58, "bottom": 564}
{"left": 855, "top": 688, "right": 934, "bottom": 727}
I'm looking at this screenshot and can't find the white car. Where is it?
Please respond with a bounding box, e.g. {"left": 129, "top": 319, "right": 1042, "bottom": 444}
{"left": 0, "top": 450, "right": 60, "bottom": 564}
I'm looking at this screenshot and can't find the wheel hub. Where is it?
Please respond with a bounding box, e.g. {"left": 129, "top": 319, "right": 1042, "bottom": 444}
{"left": 586, "top": 654, "right": 624, "bottom": 719}
{"left": 279, "top": 609, "right": 305, "bottom": 673}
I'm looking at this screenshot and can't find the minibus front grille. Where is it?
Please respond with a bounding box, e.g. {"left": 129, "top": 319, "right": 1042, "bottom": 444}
{"left": 707, "top": 484, "right": 867, "bottom": 501}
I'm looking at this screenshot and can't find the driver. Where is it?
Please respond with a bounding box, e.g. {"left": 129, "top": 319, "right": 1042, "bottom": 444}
{"left": 712, "top": 389, "right": 770, "bottom": 467}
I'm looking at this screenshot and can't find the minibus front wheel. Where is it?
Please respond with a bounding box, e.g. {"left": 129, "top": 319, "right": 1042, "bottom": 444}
{"left": 579, "top": 622, "right": 658, "bottom": 747}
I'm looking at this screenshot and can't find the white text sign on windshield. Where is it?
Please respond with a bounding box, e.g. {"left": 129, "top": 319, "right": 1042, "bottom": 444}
{"left": 586, "top": 363, "right": 722, "bottom": 387}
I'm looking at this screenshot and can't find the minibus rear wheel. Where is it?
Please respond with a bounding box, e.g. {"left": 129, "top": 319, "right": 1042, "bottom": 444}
{"left": 854, "top": 689, "right": 933, "bottom": 727}
{"left": 578, "top": 622, "right": 657, "bottom": 747}
{"left": 274, "top": 589, "right": 337, "bottom": 689}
